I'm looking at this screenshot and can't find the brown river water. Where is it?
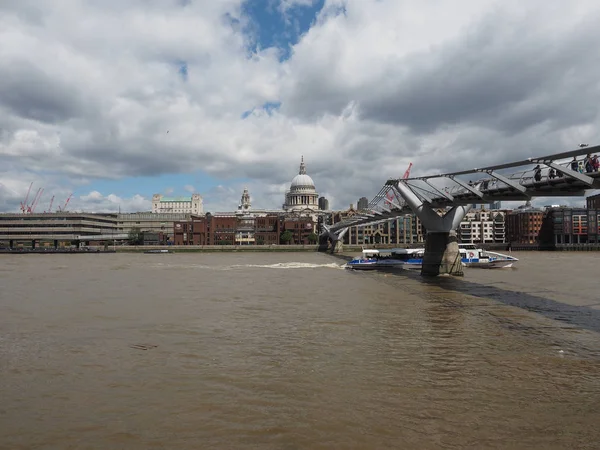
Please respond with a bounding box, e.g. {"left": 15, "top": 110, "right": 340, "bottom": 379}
{"left": 1, "top": 251, "right": 600, "bottom": 449}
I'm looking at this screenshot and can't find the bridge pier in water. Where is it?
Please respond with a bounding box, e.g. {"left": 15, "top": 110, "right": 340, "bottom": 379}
{"left": 395, "top": 182, "right": 471, "bottom": 277}
{"left": 332, "top": 240, "right": 344, "bottom": 254}
{"left": 422, "top": 230, "right": 463, "bottom": 276}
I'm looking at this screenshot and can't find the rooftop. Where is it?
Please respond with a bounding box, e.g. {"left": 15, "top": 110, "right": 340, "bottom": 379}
{"left": 159, "top": 197, "right": 190, "bottom": 202}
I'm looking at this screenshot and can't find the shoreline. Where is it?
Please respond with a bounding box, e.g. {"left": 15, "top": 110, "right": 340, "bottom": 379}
{"left": 1, "top": 243, "right": 599, "bottom": 254}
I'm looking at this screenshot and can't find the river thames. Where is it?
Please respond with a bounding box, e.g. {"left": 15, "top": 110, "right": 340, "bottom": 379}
{"left": 1, "top": 252, "right": 599, "bottom": 449}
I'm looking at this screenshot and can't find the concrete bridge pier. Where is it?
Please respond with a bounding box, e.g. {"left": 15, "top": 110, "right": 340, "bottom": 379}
{"left": 330, "top": 226, "right": 348, "bottom": 254}
{"left": 320, "top": 225, "right": 349, "bottom": 254}
{"left": 332, "top": 239, "right": 344, "bottom": 254}
{"left": 422, "top": 230, "right": 463, "bottom": 276}
{"left": 395, "top": 182, "right": 471, "bottom": 277}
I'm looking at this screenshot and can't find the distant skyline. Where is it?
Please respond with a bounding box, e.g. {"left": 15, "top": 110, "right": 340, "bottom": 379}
{"left": 1, "top": 0, "right": 599, "bottom": 214}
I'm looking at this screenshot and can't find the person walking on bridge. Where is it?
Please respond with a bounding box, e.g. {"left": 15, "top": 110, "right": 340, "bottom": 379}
{"left": 584, "top": 154, "right": 593, "bottom": 173}
{"left": 589, "top": 154, "right": 599, "bottom": 172}
{"left": 571, "top": 157, "right": 579, "bottom": 172}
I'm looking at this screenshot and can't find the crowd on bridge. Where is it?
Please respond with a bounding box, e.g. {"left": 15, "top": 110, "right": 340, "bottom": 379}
{"left": 533, "top": 153, "right": 599, "bottom": 181}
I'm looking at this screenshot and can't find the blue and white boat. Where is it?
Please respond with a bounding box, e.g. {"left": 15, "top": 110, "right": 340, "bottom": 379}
{"left": 345, "top": 248, "right": 423, "bottom": 270}
{"left": 458, "top": 244, "right": 518, "bottom": 268}
{"left": 346, "top": 245, "right": 517, "bottom": 271}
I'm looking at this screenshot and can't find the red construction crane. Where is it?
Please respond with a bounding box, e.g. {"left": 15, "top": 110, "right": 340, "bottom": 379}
{"left": 46, "top": 195, "right": 55, "bottom": 213}
{"left": 402, "top": 162, "right": 413, "bottom": 180}
{"left": 58, "top": 193, "right": 73, "bottom": 212}
{"left": 385, "top": 162, "right": 413, "bottom": 207}
{"left": 30, "top": 188, "right": 44, "bottom": 213}
{"left": 20, "top": 182, "right": 33, "bottom": 213}
{"left": 26, "top": 188, "right": 42, "bottom": 213}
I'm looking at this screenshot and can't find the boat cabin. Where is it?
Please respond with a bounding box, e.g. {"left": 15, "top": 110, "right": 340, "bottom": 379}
{"left": 390, "top": 248, "right": 424, "bottom": 261}
{"left": 458, "top": 243, "right": 485, "bottom": 260}
{"left": 361, "top": 249, "right": 380, "bottom": 259}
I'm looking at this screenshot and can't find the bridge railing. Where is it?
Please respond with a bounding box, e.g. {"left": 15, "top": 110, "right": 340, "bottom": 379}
{"left": 329, "top": 146, "right": 600, "bottom": 233}
{"left": 424, "top": 156, "right": 595, "bottom": 199}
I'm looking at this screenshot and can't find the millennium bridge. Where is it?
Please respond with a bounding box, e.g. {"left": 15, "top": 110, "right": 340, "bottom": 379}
{"left": 322, "top": 144, "right": 600, "bottom": 276}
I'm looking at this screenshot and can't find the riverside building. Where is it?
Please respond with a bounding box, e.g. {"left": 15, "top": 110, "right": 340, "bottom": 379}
{"left": 152, "top": 193, "right": 203, "bottom": 214}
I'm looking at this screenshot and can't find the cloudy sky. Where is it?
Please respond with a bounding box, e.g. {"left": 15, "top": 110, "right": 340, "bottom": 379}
{"left": 1, "top": 0, "right": 599, "bottom": 213}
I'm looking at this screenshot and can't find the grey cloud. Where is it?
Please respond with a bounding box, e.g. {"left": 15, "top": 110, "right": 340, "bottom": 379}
{"left": 362, "top": 16, "right": 600, "bottom": 134}
{"left": 282, "top": 8, "right": 600, "bottom": 139}
{"left": 0, "top": 62, "right": 87, "bottom": 124}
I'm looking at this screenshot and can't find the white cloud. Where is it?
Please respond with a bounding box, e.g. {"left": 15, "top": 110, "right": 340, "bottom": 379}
{"left": 183, "top": 184, "right": 196, "bottom": 193}
{"left": 71, "top": 191, "right": 151, "bottom": 213}
{"left": 1, "top": 0, "right": 600, "bottom": 215}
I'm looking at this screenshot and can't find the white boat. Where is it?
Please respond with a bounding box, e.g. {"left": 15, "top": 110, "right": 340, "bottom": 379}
{"left": 458, "top": 244, "right": 518, "bottom": 268}
{"left": 346, "top": 245, "right": 517, "bottom": 271}
{"left": 345, "top": 248, "right": 423, "bottom": 270}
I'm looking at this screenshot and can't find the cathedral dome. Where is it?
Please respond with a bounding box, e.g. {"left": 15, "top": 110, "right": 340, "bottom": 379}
{"left": 290, "top": 173, "right": 315, "bottom": 189}
{"left": 283, "top": 156, "right": 319, "bottom": 211}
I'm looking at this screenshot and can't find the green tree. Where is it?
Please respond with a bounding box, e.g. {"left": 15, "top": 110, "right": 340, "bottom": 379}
{"left": 128, "top": 227, "right": 143, "bottom": 245}
{"left": 307, "top": 232, "right": 318, "bottom": 244}
{"left": 280, "top": 230, "right": 293, "bottom": 245}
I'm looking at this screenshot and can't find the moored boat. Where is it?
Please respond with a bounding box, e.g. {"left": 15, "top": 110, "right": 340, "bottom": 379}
{"left": 345, "top": 248, "right": 423, "bottom": 270}
{"left": 346, "top": 245, "right": 517, "bottom": 271}
{"left": 458, "top": 244, "right": 518, "bottom": 268}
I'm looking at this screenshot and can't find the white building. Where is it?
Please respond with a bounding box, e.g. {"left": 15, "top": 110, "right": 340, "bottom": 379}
{"left": 152, "top": 193, "right": 203, "bottom": 214}
{"left": 459, "top": 209, "right": 506, "bottom": 244}
{"left": 283, "top": 156, "right": 320, "bottom": 211}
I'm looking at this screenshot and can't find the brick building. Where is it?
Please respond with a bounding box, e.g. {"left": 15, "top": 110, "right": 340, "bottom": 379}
{"left": 254, "top": 215, "right": 282, "bottom": 245}
{"left": 283, "top": 216, "right": 316, "bottom": 244}
{"left": 505, "top": 208, "right": 544, "bottom": 244}
{"left": 174, "top": 213, "right": 286, "bottom": 245}
{"left": 587, "top": 193, "right": 600, "bottom": 209}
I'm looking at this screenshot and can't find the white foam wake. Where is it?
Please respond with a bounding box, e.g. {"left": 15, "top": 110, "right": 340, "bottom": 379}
{"left": 149, "top": 262, "right": 346, "bottom": 270}
{"left": 228, "top": 262, "right": 345, "bottom": 270}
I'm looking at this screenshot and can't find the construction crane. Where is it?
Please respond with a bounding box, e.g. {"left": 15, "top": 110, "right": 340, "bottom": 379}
{"left": 402, "top": 162, "right": 413, "bottom": 179}
{"left": 46, "top": 195, "right": 55, "bottom": 213}
{"left": 386, "top": 162, "right": 412, "bottom": 207}
{"left": 26, "top": 188, "right": 42, "bottom": 213}
{"left": 58, "top": 193, "right": 73, "bottom": 212}
{"left": 29, "top": 188, "right": 44, "bottom": 213}
{"left": 20, "top": 182, "right": 33, "bottom": 213}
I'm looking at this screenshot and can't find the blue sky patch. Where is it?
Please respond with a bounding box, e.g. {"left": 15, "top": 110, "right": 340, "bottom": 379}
{"left": 242, "top": 0, "right": 325, "bottom": 60}
{"left": 241, "top": 101, "right": 282, "bottom": 118}
{"left": 79, "top": 171, "right": 227, "bottom": 200}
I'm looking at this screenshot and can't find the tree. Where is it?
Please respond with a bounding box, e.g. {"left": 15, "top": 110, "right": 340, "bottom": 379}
{"left": 307, "top": 232, "right": 318, "bottom": 244}
{"left": 128, "top": 227, "right": 143, "bottom": 245}
{"left": 280, "top": 230, "right": 293, "bottom": 245}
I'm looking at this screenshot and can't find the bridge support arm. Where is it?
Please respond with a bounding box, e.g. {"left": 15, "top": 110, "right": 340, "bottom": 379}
{"left": 320, "top": 225, "right": 349, "bottom": 254}
{"left": 422, "top": 179, "right": 454, "bottom": 201}
{"left": 484, "top": 170, "right": 528, "bottom": 195}
{"left": 395, "top": 181, "right": 472, "bottom": 276}
{"left": 449, "top": 177, "right": 484, "bottom": 198}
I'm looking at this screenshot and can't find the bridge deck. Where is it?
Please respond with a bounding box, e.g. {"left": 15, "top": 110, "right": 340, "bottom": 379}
{"left": 328, "top": 145, "right": 600, "bottom": 232}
